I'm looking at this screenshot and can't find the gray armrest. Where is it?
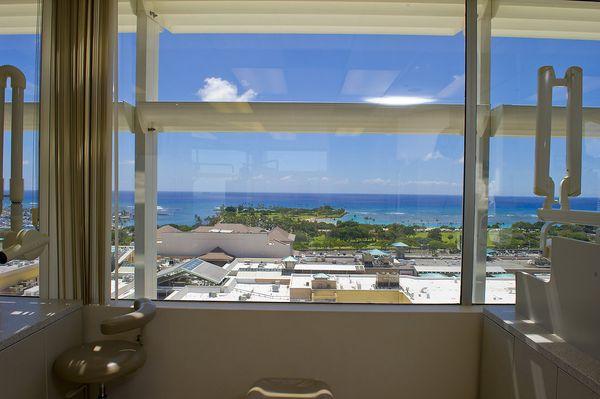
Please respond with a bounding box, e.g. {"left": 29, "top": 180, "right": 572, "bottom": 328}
{"left": 101, "top": 298, "right": 156, "bottom": 335}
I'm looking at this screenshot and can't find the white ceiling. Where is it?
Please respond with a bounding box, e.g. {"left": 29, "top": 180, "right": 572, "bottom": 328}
{"left": 2, "top": 0, "right": 600, "bottom": 40}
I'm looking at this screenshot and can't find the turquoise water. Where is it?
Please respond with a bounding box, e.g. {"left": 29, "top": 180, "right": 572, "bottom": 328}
{"left": 114, "top": 191, "right": 600, "bottom": 228}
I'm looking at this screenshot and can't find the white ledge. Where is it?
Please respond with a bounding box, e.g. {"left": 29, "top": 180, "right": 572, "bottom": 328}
{"left": 106, "top": 299, "right": 483, "bottom": 314}
{"left": 7, "top": 102, "right": 600, "bottom": 139}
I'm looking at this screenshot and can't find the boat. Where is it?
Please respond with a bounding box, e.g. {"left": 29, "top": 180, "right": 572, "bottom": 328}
{"left": 157, "top": 206, "right": 170, "bottom": 215}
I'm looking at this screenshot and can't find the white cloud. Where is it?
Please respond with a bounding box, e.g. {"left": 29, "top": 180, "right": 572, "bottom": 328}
{"left": 196, "top": 77, "right": 257, "bottom": 102}
{"left": 363, "top": 177, "right": 391, "bottom": 185}
{"left": 308, "top": 176, "right": 339, "bottom": 184}
{"left": 120, "top": 159, "right": 135, "bottom": 165}
{"left": 399, "top": 180, "right": 459, "bottom": 187}
{"left": 423, "top": 151, "right": 447, "bottom": 161}
{"left": 456, "top": 156, "right": 464, "bottom": 164}
{"left": 280, "top": 175, "right": 293, "bottom": 181}
{"left": 23, "top": 160, "right": 30, "bottom": 166}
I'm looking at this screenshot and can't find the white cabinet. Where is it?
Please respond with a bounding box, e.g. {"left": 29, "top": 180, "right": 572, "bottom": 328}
{"left": 0, "top": 308, "right": 83, "bottom": 399}
{"left": 479, "top": 318, "right": 517, "bottom": 399}
{"left": 514, "top": 339, "right": 557, "bottom": 399}
{"left": 0, "top": 330, "right": 46, "bottom": 399}
{"left": 557, "top": 370, "right": 599, "bottom": 399}
{"left": 480, "top": 314, "right": 600, "bottom": 399}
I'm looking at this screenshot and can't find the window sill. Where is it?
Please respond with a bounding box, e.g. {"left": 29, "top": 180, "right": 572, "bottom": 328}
{"left": 105, "top": 299, "right": 484, "bottom": 314}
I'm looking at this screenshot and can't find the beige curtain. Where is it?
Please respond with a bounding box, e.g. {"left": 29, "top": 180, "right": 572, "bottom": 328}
{"left": 50, "top": 0, "right": 115, "bottom": 304}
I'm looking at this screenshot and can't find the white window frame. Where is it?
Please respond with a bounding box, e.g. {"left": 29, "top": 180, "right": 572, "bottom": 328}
{"left": 99, "top": 0, "right": 600, "bottom": 304}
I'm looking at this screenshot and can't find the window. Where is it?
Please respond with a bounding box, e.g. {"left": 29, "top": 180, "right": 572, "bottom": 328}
{"left": 477, "top": 0, "right": 600, "bottom": 304}
{"left": 0, "top": 1, "right": 42, "bottom": 296}
{"left": 112, "top": 1, "right": 137, "bottom": 299}
{"left": 112, "top": 0, "right": 600, "bottom": 305}
{"left": 114, "top": 0, "right": 466, "bottom": 303}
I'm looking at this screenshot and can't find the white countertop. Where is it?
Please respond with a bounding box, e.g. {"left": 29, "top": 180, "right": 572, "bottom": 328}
{"left": 0, "top": 296, "right": 82, "bottom": 351}
{"left": 485, "top": 305, "right": 600, "bottom": 395}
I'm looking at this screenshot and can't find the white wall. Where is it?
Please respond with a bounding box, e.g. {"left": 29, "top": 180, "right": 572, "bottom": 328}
{"left": 84, "top": 304, "right": 482, "bottom": 399}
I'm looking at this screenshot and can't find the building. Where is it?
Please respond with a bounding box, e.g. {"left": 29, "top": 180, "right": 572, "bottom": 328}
{"left": 199, "top": 246, "right": 235, "bottom": 266}
{"left": 0, "top": 261, "right": 39, "bottom": 295}
{"left": 156, "top": 223, "right": 295, "bottom": 258}
{"left": 156, "top": 258, "right": 232, "bottom": 298}
{"left": 362, "top": 249, "right": 393, "bottom": 266}
{"left": 292, "top": 263, "right": 365, "bottom": 274}
{"left": 289, "top": 273, "right": 411, "bottom": 304}
{"left": 391, "top": 241, "right": 410, "bottom": 258}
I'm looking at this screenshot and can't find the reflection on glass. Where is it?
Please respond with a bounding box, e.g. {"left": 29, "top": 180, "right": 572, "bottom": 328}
{"left": 0, "top": 1, "right": 41, "bottom": 296}
{"left": 112, "top": 18, "right": 137, "bottom": 299}
{"left": 115, "top": 9, "right": 468, "bottom": 304}
{"left": 484, "top": 0, "right": 600, "bottom": 304}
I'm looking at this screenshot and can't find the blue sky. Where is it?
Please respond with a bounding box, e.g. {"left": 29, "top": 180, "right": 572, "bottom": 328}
{"left": 0, "top": 35, "right": 40, "bottom": 195}
{"left": 116, "top": 31, "right": 600, "bottom": 197}
{"left": 1, "top": 30, "right": 599, "bottom": 197}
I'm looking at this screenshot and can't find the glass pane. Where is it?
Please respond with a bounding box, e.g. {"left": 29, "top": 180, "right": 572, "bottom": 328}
{"left": 112, "top": 1, "right": 137, "bottom": 299}
{"left": 482, "top": 0, "right": 600, "bottom": 303}
{"left": 0, "top": 1, "right": 41, "bottom": 296}
{"left": 122, "top": 1, "right": 466, "bottom": 303}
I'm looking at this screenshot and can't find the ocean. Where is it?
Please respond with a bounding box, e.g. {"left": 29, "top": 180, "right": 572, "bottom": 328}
{"left": 114, "top": 191, "right": 600, "bottom": 228}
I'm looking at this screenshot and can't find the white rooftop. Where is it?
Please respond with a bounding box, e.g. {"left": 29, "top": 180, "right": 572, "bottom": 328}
{"left": 168, "top": 283, "right": 291, "bottom": 302}
{"left": 400, "top": 277, "right": 516, "bottom": 304}
{"left": 229, "top": 258, "right": 284, "bottom": 272}
{"left": 114, "top": 266, "right": 135, "bottom": 275}
{"left": 289, "top": 274, "right": 378, "bottom": 291}
{"left": 236, "top": 271, "right": 286, "bottom": 282}
{"left": 294, "top": 264, "right": 362, "bottom": 272}
{"left": 111, "top": 278, "right": 135, "bottom": 300}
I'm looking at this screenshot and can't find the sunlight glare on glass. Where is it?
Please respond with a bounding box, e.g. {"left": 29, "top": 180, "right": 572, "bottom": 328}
{"left": 363, "top": 96, "right": 435, "bottom": 106}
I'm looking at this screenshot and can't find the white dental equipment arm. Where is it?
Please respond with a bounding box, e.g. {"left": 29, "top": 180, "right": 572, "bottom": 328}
{"left": 0, "top": 229, "right": 48, "bottom": 264}
{"left": 0, "top": 65, "right": 48, "bottom": 263}
{"left": 534, "top": 66, "right": 599, "bottom": 257}
{"left": 534, "top": 66, "right": 582, "bottom": 210}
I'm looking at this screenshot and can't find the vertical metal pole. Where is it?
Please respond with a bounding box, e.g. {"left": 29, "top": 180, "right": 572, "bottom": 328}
{"left": 39, "top": 0, "right": 55, "bottom": 299}
{"left": 10, "top": 74, "right": 25, "bottom": 233}
{"left": 134, "top": 1, "right": 159, "bottom": 299}
{"left": 462, "top": 0, "right": 489, "bottom": 305}
{"left": 473, "top": 0, "right": 492, "bottom": 304}
{"left": 111, "top": 0, "right": 120, "bottom": 300}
